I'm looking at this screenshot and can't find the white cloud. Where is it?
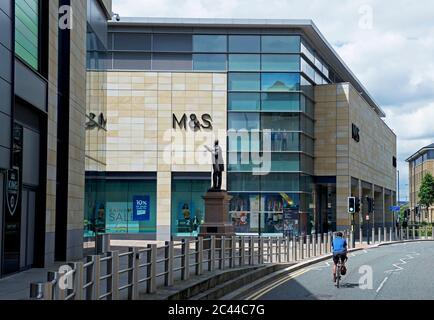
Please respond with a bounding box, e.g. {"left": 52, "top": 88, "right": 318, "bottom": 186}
{"left": 112, "top": 0, "right": 434, "bottom": 200}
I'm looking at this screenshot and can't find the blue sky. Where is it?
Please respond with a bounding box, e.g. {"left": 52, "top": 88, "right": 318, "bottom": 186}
{"left": 112, "top": 0, "right": 434, "bottom": 201}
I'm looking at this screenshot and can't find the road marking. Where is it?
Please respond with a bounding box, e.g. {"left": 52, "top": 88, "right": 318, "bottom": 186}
{"left": 376, "top": 276, "right": 389, "bottom": 293}
{"left": 246, "top": 269, "right": 310, "bottom": 300}
{"left": 384, "top": 252, "right": 420, "bottom": 274}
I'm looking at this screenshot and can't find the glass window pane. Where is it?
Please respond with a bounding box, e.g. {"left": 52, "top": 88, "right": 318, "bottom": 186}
{"left": 152, "top": 53, "right": 192, "bottom": 70}
{"left": 261, "top": 173, "right": 299, "bottom": 191}
{"left": 229, "top": 35, "right": 261, "bottom": 53}
{"left": 262, "top": 54, "right": 300, "bottom": 71}
{"left": 270, "top": 132, "right": 300, "bottom": 151}
{"left": 113, "top": 52, "right": 151, "bottom": 70}
{"left": 301, "top": 155, "right": 314, "bottom": 174}
{"left": 229, "top": 54, "right": 260, "bottom": 71}
{"left": 269, "top": 153, "right": 300, "bottom": 171}
{"left": 193, "top": 35, "right": 227, "bottom": 52}
{"left": 228, "top": 173, "right": 260, "bottom": 191}
{"left": 228, "top": 112, "right": 260, "bottom": 130}
{"left": 302, "top": 135, "right": 314, "bottom": 155}
{"left": 229, "top": 73, "right": 260, "bottom": 91}
{"left": 262, "top": 113, "right": 299, "bottom": 131}
{"left": 114, "top": 33, "right": 151, "bottom": 51}
{"left": 301, "top": 58, "right": 315, "bottom": 80}
{"left": 261, "top": 36, "right": 300, "bottom": 53}
{"left": 153, "top": 34, "right": 192, "bottom": 52}
{"left": 15, "top": 0, "right": 39, "bottom": 70}
{"left": 261, "top": 73, "right": 300, "bottom": 92}
{"left": 301, "top": 95, "right": 314, "bottom": 116}
{"left": 261, "top": 93, "right": 300, "bottom": 111}
{"left": 228, "top": 152, "right": 255, "bottom": 172}
{"left": 228, "top": 93, "right": 261, "bottom": 111}
{"left": 301, "top": 40, "right": 314, "bottom": 62}
{"left": 301, "top": 115, "right": 314, "bottom": 136}
{"left": 301, "top": 76, "right": 313, "bottom": 98}
{"left": 193, "top": 54, "right": 226, "bottom": 71}
{"left": 228, "top": 130, "right": 260, "bottom": 152}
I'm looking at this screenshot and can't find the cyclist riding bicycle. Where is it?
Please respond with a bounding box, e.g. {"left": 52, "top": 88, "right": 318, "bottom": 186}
{"left": 331, "top": 232, "right": 348, "bottom": 283}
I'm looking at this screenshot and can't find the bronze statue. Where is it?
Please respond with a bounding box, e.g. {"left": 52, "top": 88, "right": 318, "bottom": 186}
{"left": 204, "top": 140, "right": 224, "bottom": 191}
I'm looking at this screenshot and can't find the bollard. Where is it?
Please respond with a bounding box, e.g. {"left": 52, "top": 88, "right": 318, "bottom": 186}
{"left": 349, "top": 231, "right": 354, "bottom": 249}
{"left": 412, "top": 226, "right": 415, "bottom": 240}
{"left": 318, "top": 234, "right": 323, "bottom": 255}
{"left": 383, "top": 227, "right": 387, "bottom": 243}
{"left": 425, "top": 226, "right": 428, "bottom": 239}
{"left": 359, "top": 228, "right": 363, "bottom": 245}
{"left": 378, "top": 227, "right": 382, "bottom": 244}
{"left": 372, "top": 228, "right": 375, "bottom": 244}
{"left": 432, "top": 226, "right": 434, "bottom": 240}
{"left": 324, "top": 233, "right": 328, "bottom": 254}
{"left": 292, "top": 237, "right": 297, "bottom": 261}
{"left": 285, "top": 237, "right": 290, "bottom": 262}
{"left": 306, "top": 235, "right": 311, "bottom": 258}
{"left": 389, "top": 227, "right": 393, "bottom": 242}
{"left": 299, "top": 236, "right": 304, "bottom": 260}
{"left": 406, "top": 227, "right": 409, "bottom": 240}
{"left": 400, "top": 228, "right": 404, "bottom": 240}
{"left": 312, "top": 234, "right": 317, "bottom": 256}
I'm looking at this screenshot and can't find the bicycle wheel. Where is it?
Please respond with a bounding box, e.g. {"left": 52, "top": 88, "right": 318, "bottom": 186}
{"left": 336, "top": 264, "right": 341, "bottom": 288}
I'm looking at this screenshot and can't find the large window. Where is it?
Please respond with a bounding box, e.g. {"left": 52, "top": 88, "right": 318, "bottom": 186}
{"left": 229, "top": 35, "right": 261, "bottom": 53}
{"left": 262, "top": 54, "right": 300, "bottom": 71}
{"left": 262, "top": 113, "right": 299, "bottom": 131}
{"left": 228, "top": 112, "right": 260, "bottom": 130}
{"left": 193, "top": 35, "right": 227, "bottom": 52}
{"left": 113, "top": 52, "right": 151, "bottom": 70}
{"left": 261, "top": 73, "right": 300, "bottom": 92}
{"left": 113, "top": 33, "right": 151, "bottom": 51}
{"left": 261, "top": 36, "right": 300, "bottom": 53}
{"left": 84, "top": 179, "right": 157, "bottom": 236}
{"left": 152, "top": 53, "right": 192, "bottom": 70}
{"left": 261, "top": 93, "right": 300, "bottom": 111}
{"left": 171, "top": 179, "right": 209, "bottom": 237}
{"left": 229, "top": 73, "right": 261, "bottom": 91}
{"left": 193, "top": 54, "right": 226, "bottom": 71}
{"left": 153, "top": 34, "right": 192, "bottom": 52}
{"left": 229, "top": 54, "right": 261, "bottom": 71}
{"left": 15, "top": 0, "right": 39, "bottom": 70}
{"left": 228, "top": 93, "right": 261, "bottom": 111}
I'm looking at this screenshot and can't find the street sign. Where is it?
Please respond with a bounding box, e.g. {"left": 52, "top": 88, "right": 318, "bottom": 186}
{"left": 6, "top": 168, "right": 20, "bottom": 216}
{"left": 389, "top": 206, "right": 400, "bottom": 212}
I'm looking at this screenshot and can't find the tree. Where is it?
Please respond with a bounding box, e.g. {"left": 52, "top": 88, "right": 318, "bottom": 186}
{"left": 418, "top": 172, "right": 434, "bottom": 222}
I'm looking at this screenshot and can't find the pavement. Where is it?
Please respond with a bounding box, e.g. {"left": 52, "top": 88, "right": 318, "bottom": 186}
{"left": 245, "top": 240, "right": 434, "bottom": 300}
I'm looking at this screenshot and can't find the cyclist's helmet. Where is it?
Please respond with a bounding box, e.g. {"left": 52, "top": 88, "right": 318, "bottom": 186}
{"left": 341, "top": 265, "right": 347, "bottom": 275}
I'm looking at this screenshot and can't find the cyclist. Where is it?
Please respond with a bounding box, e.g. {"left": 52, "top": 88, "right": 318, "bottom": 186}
{"left": 331, "top": 232, "right": 348, "bottom": 283}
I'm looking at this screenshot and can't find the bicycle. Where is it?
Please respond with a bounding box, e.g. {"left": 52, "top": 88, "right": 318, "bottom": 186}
{"left": 334, "top": 254, "right": 347, "bottom": 288}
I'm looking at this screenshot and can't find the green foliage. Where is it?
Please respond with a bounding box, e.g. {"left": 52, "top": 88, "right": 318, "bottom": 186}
{"left": 418, "top": 172, "right": 434, "bottom": 211}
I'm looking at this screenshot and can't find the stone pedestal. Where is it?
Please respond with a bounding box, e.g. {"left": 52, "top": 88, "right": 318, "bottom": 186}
{"left": 199, "top": 190, "right": 235, "bottom": 238}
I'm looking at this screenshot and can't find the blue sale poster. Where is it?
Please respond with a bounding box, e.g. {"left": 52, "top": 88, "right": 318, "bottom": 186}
{"left": 133, "top": 196, "right": 150, "bottom": 221}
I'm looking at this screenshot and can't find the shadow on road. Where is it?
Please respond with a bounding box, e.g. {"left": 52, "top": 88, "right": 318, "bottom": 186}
{"left": 339, "top": 282, "right": 359, "bottom": 289}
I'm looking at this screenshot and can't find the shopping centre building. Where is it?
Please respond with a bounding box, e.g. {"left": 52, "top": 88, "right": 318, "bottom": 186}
{"left": 84, "top": 17, "right": 397, "bottom": 241}
{"left": 406, "top": 143, "right": 434, "bottom": 223}
{"left": 0, "top": 0, "right": 112, "bottom": 277}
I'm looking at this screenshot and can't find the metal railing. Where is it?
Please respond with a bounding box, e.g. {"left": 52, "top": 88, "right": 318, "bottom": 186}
{"left": 30, "top": 226, "right": 434, "bottom": 300}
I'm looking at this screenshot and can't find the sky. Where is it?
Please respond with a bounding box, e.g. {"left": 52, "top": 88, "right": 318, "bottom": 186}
{"left": 112, "top": 0, "right": 434, "bottom": 201}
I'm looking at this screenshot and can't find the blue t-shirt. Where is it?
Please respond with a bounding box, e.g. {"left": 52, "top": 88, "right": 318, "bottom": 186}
{"left": 332, "top": 237, "right": 347, "bottom": 254}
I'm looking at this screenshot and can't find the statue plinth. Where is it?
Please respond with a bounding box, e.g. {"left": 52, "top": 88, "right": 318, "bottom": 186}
{"left": 199, "top": 190, "right": 235, "bottom": 238}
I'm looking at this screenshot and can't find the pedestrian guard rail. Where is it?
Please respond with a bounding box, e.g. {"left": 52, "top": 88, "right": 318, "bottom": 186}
{"left": 30, "top": 226, "right": 434, "bottom": 300}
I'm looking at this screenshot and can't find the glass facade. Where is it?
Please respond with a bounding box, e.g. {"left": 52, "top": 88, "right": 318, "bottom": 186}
{"left": 85, "top": 179, "right": 157, "bottom": 236}
{"left": 100, "top": 29, "right": 340, "bottom": 236}
{"left": 15, "top": 0, "right": 39, "bottom": 70}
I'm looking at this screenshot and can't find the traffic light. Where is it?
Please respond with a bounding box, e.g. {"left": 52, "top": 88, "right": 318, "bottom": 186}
{"left": 348, "top": 197, "right": 356, "bottom": 214}
{"left": 366, "top": 197, "right": 373, "bottom": 213}
{"left": 355, "top": 197, "right": 361, "bottom": 213}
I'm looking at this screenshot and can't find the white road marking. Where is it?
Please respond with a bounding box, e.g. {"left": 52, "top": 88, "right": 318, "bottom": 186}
{"left": 384, "top": 252, "right": 420, "bottom": 274}
{"left": 376, "top": 276, "right": 389, "bottom": 293}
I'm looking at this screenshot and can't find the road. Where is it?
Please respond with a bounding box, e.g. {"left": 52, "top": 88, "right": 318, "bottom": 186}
{"left": 245, "top": 241, "right": 434, "bottom": 300}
